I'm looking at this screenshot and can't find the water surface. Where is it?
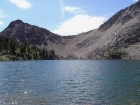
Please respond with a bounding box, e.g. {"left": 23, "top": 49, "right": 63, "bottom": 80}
{"left": 0, "top": 60, "right": 140, "bottom": 105}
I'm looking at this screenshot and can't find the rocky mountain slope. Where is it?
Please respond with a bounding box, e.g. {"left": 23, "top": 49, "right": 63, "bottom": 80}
{"left": 1, "top": 1, "right": 140, "bottom": 59}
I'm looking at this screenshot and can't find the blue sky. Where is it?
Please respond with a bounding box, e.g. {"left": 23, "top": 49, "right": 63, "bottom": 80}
{"left": 0, "top": 0, "right": 139, "bottom": 36}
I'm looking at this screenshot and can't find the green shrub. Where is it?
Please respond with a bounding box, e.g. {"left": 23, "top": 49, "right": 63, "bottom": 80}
{"left": 108, "top": 51, "right": 123, "bottom": 59}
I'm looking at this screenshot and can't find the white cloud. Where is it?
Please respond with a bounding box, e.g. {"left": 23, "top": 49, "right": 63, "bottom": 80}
{"left": 52, "top": 14, "right": 107, "bottom": 36}
{"left": 0, "top": 21, "right": 4, "bottom": 26}
{"left": 134, "top": 0, "right": 139, "bottom": 1}
{"left": 58, "top": 1, "right": 85, "bottom": 19}
{"left": 9, "top": 0, "right": 32, "bottom": 9}
{"left": 64, "top": 6, "right": 85, "bottom": 14}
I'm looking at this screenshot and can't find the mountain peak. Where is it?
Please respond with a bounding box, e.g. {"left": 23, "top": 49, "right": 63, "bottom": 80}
{"left": 14, "top": 19, "right": 23, "bottom": 23}
{"left": 1, "top": 19, "right": 61, "bottom": 46}
{"left": 7, "top": 19, "right": 24, "bottom": 29}
{"left": 10, "top": 19, "right": 24, "bottom": 25}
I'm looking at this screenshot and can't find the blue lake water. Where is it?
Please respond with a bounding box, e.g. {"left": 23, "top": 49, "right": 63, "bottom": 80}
{"left": 0, "top": 60, "right": 140, "bottom": 105}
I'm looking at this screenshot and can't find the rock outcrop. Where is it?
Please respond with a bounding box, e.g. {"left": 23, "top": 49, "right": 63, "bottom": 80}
{"left": 1, "top": 19, "right": 61, "bottom": 46}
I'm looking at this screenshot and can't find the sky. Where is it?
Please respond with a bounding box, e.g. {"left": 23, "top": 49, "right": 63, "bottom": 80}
{"left": 0, "top": 0, "right": 139, "bottom": 36}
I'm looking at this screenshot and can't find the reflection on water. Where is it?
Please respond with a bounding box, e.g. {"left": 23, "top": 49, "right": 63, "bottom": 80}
{"left": 0, "top": 60, "right": 140, "bottom": 105}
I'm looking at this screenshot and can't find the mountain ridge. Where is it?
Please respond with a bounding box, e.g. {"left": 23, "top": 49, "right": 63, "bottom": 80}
{"left": 1, "top": 1, "right": 140, "bottom": 59}
{"left": 99, "top": 0, "right": 140, "bottom": 32}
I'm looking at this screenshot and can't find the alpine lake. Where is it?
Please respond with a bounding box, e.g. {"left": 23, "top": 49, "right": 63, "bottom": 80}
{"left": 0, "top": 60, "right": 140, "bottom": 105}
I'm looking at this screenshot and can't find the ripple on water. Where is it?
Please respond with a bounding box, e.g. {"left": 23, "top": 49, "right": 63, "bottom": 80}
{"left": 0, "top": 60, "right": 140, "bottom": 104}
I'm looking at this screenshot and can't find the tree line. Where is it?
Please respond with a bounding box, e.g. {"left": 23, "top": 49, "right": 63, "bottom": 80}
{"left": 0, "top": 35, "right": 58, "bottom": 60}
